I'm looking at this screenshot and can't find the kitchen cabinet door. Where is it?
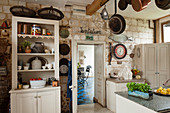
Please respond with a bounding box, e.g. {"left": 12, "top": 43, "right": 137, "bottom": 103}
{"left": 38, "top": 91, "right": 56, "bottom": 113}
{"left": 106, "top": 81, "right": 115, "bottom": 112}
{"left": 145, "top": 45, "right": 157, "bottom": 88}
{"left": 16, "top": 93, "right": 37, "bottom": 113}
{"left": 157, "top": 45, "right": 169, "bottom": 86}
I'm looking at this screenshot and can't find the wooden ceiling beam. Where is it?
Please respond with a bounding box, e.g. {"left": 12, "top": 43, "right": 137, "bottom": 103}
{"left": 86, "top": 0, "right": 109, "bottom": 15}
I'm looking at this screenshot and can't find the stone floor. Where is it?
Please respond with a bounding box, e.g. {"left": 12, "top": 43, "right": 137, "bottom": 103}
{"left": 77, "top": 103, "right": 114, "bottom": 113}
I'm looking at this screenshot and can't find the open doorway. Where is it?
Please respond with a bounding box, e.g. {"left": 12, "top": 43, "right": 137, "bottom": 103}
{"left": 77, "top": 45, "right": 95, "bottom": 105}
{"left": 71, "top": 40, "right": 106, "bottom": 113}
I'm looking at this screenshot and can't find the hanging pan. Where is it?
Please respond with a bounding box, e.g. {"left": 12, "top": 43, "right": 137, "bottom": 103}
{"left": 59, "top": 44, "right": 70, "bottom": 55}
{"left": 109, "top": 0, "right": 126, "bottom": 34}
{"left": 155, "top": 0, "right": 170, "bottom": 10}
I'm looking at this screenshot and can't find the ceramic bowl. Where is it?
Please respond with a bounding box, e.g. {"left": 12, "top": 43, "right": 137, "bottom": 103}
{"left": 24, "top": 66, "right": 29, "bottom": 70}
{"left": 23, "top": 85, "right": 29, "bottom": 89}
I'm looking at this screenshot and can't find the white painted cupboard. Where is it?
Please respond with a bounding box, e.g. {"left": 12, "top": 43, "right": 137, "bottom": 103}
{"left": 10, "top": 87, "right": 61, "bottom": 113}
{"left": 134, "top": 43, "right": 170, "bottom": 88}
{"left": 10, "top": 16, "right": 61, "bottom": 113}
{"left": 106, "top": 80, "right": 145, "bottom": 113}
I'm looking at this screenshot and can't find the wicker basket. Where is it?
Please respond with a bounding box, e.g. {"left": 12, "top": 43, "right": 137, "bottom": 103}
{"left": 10, "top": 6, "right": 36, "bottom": 18}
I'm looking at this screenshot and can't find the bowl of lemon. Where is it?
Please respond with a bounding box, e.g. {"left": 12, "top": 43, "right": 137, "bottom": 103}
{"left": 154, "top": 87, "right": 170, "bottom": 96}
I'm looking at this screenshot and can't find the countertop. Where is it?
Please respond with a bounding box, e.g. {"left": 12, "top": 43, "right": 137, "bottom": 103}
{"left": 107, "top": 78, "right": 145, "bottom": 83}
{"left": 9, "top": 86, "right": 60, "bottom": 93}
{"left": 115, "top": 91, "right": 170, "bottom": 112}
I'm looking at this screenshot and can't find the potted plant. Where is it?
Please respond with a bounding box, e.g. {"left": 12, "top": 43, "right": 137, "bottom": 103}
{"left": 22, "top": 40, "right": 32, "bottom": 53}
{"left": 127, "top": 82, "right": 153, "bottom": 100}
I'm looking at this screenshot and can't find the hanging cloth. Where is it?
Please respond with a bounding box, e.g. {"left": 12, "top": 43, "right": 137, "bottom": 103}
{"left": 67, "top": 60, "right": 72, "bottom": 101}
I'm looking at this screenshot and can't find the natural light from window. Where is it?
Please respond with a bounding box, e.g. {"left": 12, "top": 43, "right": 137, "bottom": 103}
{"left": 163, "top": 23, "right": 170, "bottom": 43}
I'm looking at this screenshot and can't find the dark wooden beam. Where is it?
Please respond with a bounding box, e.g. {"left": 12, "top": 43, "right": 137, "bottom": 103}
{"left": 86, "top": 0, "right": 109, "bottom": 15}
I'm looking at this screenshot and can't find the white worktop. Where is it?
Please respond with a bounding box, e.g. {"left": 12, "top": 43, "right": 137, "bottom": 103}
{"left": 9, "top": 86, "right": 60, "bottom": 94}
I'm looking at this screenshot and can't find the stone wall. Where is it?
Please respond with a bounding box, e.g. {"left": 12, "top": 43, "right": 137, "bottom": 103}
{"left": 0, "top": 1, "right": 154, "bottom": 112}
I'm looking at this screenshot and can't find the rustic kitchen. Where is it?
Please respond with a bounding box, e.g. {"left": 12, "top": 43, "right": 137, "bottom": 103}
{"left": 0, "top": 0, "right": 169, "bottom": 113}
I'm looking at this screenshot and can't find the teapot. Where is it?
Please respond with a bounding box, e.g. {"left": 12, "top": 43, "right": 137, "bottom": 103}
{"left": 32, "top": 42, "right": 45, "bottom": 53}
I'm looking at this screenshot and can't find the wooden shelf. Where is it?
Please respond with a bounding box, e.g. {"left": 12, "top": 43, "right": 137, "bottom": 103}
{"left": 18, "top": 69, "right": 55, "bottom": 72}
{"left": 17, "top": 34, "right": 54, "bottom": 39}
{"left": 17, "top": 53, "right": 55, "bottom": 56}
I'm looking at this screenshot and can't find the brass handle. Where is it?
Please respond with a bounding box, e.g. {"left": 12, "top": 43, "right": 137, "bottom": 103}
{"left": 38, "top": 96, "right": 41, "bottom": 98}
{"left": 34, "top": 96, "right": 37, "bottom": 98}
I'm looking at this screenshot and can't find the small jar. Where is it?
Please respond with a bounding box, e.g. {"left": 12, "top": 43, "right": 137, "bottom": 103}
{"left": 18, "top": 84, "right": 23, "bottom": 89}
{"left": 31, "top": 24, "right": 41, "bottom": 35}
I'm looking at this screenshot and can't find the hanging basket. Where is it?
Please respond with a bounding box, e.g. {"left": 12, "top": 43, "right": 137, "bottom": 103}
{"left": 10, "top": 6, "right": 36, "bottom": 18}
{"left": 38, "top": 6, "right": 64, "bottom": 20}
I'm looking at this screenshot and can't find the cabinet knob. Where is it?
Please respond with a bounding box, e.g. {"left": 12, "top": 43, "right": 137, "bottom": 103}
{"left": 38, "top": 96, "right": 41, "bottom": 98}
{"left": 34, "top": 96, "right": 37, "bottom": 98}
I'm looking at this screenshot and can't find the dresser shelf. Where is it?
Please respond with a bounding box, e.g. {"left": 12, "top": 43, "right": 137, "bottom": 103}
{"left": 17, "top": 34, "right": 54, "bottom": 39}
{"left": 18, "top": 69, "right": 55, "bottom": 72}
{"left": 17, "top": 53, "right": 55, "bottom": 56}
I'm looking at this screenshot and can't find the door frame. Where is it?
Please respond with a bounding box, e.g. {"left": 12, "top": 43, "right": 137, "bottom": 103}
{"left": 72, "top": 40, "right": 106, "bottom": 113}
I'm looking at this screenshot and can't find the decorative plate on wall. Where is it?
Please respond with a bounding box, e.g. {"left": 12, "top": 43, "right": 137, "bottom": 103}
{"left": 113, "top": 44, "right": 127, "bottom": 59}
{"left": 59, "top": 58, "right": 69, "bottom": 76}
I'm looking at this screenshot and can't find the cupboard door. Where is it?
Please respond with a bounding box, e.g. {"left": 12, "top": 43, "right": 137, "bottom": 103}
{"left": 145, "top": 45, "right": 157, "bottom": 88}
{"left": 106, "top": 81, "right": 115, "bottom": 112}
{"left": 17, "top": 93, "right": 37, "bottom": 113}
{"left": 157, "top": 45, "right": 169, "bottom": 86}
{"left": 38, "top": 91, "right": 56, "bottom": 113}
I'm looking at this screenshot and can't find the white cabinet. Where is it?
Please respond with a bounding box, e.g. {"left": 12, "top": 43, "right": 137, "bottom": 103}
{"left": 10, "top": 87, "right": 61, "bottom": 113}
{"left": 38, "top": 91, "right": 56, "bottom": 113}
{"left": 17, "top": 93, "right": 37, "bottom": 113}
{"left": 134, "top": 44, "right": 170, "bottom": 88}
{"left": 106, "top": 80, "right": 145, "bottom": 113}
{"left": 106, "top": 81, "right": 128, "bottom": 113}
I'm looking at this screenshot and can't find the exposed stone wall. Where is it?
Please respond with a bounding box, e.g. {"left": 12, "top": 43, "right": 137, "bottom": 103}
{"left": 0, "top": 1, "right": 154, "bottom": 112}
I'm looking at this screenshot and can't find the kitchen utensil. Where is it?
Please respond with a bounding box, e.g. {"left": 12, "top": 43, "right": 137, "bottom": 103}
{"left": 30, "top": 80, "right": 46, "bottom": 88}
{"left": 109, "top": 34, "right": 132, "bottom": 43}
{"left": 42, "top": 66, "right": 46, "bottom": 70}
{"left": 126, "top": 0, "right": 132, "bottom": 4}
{"left": 132, "top": 0, "right": 151, "bottom": 12}
{"left": 155, "top": 0, "right": 170, "bottom": 10}
{"left": 18, "top": 66, "right": 22, "bottom": 70}
{"left": 31, "top": 57, "right": 42, "bottom": 70}
{"left": 108, "top": 42, "right": 112, "bottom": 65}
{"left": 10, "top": 6, "right": 36, "bottom": 18}
{"left": 118, "top": 0, "right": 128, "bottom": 10}
{"left": 109, "top": 0, "right": 126, "bottom": 34}
{"left": 24, "top": 66, "right": 29, "bottom": 70}
{"left": 59, "top": 58, "right": 69, "bottom": 76}
{"left": 23, "top": 85, "right": 29, "bottom": 89}
{"left": 38, "top": 6, "right": 64, "bottom": 20}
{"left": 59, "top": 44, "right": 70, "bottom": 55}
{"left": 32, "top": 42, "right": 45, "bottom": 53}
{"left": 163, "top": 79, "right": 170, "bottom": 86}
{"left": 27, "top": 56, "right": 48, "bottom": 69}
{"left": 48, "top": 64, "right": 52, "bottom": 69}
{"left": 59, "top": 26, "right": 70, "bottom": 38}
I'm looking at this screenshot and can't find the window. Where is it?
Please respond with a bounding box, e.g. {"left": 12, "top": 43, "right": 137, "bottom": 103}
{"left": 162, "top": 21, "right": 170, "bottom": 43}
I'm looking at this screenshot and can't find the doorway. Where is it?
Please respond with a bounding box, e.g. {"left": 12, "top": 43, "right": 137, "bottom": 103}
{"left": 77, "top": 45, "right": 95, "bottom": 105}
{"left": 72, "top": 40, "right": 106, "bottom": 113}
